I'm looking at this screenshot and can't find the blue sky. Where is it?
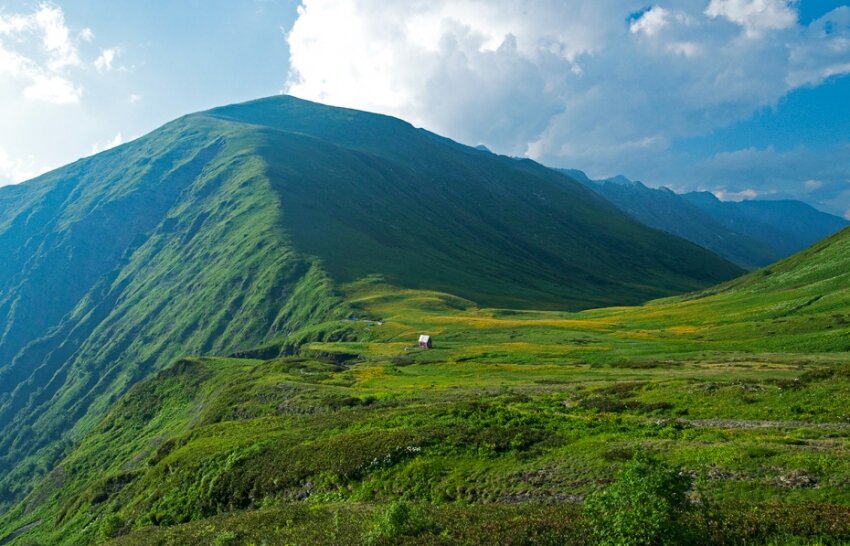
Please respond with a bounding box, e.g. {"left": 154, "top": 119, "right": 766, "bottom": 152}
{"left": 1, "top": 1, "right": 849, "bottom": 217}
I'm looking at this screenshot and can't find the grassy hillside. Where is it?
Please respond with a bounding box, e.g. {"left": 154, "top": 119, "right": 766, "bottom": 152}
{"left": 211, "top": 96, "right": 742, "bottom": 309}
{"left": 0, "top": 115, "right": 347, "bottom": 509}
{"left": 0, "top": 96, "right": 742, "bottom": 511}
{"left": 2, "top": 229, "right": 849, "bottom": 545}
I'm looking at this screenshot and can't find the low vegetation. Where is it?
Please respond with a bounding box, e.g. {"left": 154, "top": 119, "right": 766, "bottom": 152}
{"left": 2, "top": 223, "right": 850, "bottom": 544}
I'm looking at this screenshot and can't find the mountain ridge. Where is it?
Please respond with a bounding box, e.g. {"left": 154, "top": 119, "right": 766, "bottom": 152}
{"left": 562, "top": 169, "right": 848, "bottom": 268}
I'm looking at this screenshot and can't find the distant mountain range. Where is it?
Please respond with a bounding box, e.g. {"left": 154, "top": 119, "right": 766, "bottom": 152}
{"left": 559, "top": 169, "right": 849, "bottom": 269}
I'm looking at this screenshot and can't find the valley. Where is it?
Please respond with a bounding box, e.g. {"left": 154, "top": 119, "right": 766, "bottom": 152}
{"left": 2, "top": 225, "right": 849, "bottom": 544}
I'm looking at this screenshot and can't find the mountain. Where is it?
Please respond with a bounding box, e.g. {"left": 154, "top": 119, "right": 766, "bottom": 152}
{"left": 682, "top": 191, "right": 849, "bottom": 260}
{"left": 205, "top": 98, "right": 741, "bottom": 307}
{"left": 0, "top": 96, "right": 742, "bottom": 508}
{"left": 565, "top": 170, "right": 849, "bottom": 269}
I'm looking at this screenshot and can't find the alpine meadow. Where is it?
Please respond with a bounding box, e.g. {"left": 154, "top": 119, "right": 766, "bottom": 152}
{"left": 1, "top": 2, "right": 850, "bottom": 545}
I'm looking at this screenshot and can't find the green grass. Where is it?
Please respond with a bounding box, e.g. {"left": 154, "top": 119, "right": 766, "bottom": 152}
{"left": 3, "top": 348, "right": 849, "bottom": 544}
{"left": 2, "top": 225, "right": 849, "bottom": 544}
{"left": 0, "top": 116, "right": 348, "bottom": 508}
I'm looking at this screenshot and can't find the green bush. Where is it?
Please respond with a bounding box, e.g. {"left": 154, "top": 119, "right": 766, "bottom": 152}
{"left": 585, "top": 454, "right": 693, "bottom": 546}
{"left": 211, "top": 531, "right": 239, "bottom": 546}
{"left": 96, "top": 513, "right": 124, "bottom": 541}
{"left": 366, "top": 500, "right": 431, "bottom": 544}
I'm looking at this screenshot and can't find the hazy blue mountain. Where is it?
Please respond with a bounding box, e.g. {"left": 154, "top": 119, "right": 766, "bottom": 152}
{"left": 682, "top": 191, "right": 849, "bottom": 260}
{"left": 563, "top": 169, "right": 849, "bottom": 268}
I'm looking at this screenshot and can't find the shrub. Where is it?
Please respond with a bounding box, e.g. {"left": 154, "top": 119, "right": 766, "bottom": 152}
{"left": 584, "top": 454, "right": 693, "bottom": 546}
{"left": 97, "top": 513, "right": 125, "bottom": 541}
{"left": 212, "top": 531, "right": 239, "bottom": 546}
{"left": 366, "top": 501, "right": 431, "bottom": 544}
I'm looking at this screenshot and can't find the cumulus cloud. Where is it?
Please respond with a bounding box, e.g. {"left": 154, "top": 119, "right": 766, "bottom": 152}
{"left": 687, "top": 144, "right": 850, "bottom": 216}
{"left": 32, "top": 3, "right": 81, "bottom": 69}
{"left": 22, "top": 73, "right": 81, "bottom": 103}
{"left": 714, "top": 188, "right": 759, "bottom": 201}
{"left": 0, "top": 3, "right": 85, "bottom": 104}
{"left": 285, "top": 0, "right": 850, "bottom": 212}
{"left": 79, "top": 27, "right": 94, "bottom": 43}
{"left": 0, "top": 145, "right": 46, "bottom": 185}
{"left": 1, "top": 4, "right": 136, "bottom": 188}
{"left": 90, "top": 132, "right": 124, "bottom": 155}
{"left": 787, "top": 7, "right": 850, "bottom": 87}
{"left": 630, "top": 6, "right": 672, "bottom": 37}
{"left": 286, "top": 1, "right": 849, "bottom": 162}
{"left": 705, "top": 0, "right": 797, "bottom": 38}
{"left": 0, "top": 5, "right": 128, "bottom": 109}
{"left": 286, "top": 0, "right": 614, "bottom": 152}
{"left": 94, "top": 47, "right": 120, "bottom": 72}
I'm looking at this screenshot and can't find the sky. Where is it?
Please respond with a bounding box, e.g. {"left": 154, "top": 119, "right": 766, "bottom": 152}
{"left": 1, "top": 1, "right": 849, "bottom": 218}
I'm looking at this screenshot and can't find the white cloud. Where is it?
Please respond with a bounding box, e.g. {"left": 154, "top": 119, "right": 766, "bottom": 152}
{"left": 285, "top": 0, "right": 850, "bottom": 214}
{"left": 285, "top": 0, "right": 615, "bottom": 151}
{"left": 0, "top": 145, "right": 47, "bottom": 185}
{"left": 669, "top": 144, "right": 850, "bottom": 216}
{"left": 79, "top": 27, "right": 94, "bottom": 43}
{"left": 705, "top": 0, "right": 797, "bottom": 38}
{"left": 666, "top": 41, "right": 701, "bottom": 57}
{"left": 786, "top": 7, "right": 850, "bottom": 87}
{"left": 630, "top": 6, "right": 670, "bottom": 37}
{"left": 23, "top": 73, "right": 81, "bottom": 103}
{"left": 714, "top": 188, "right": 759, "bottom": 201}
{"left": 94, "top": 47, "right": 119, "bottom": 72}
{"left": 0, "top": 3, "right": 84, "bottom": 104}
{"left": 128, "top": 93, "right": 142, "bottom": 104}
{"left": 32, "top": 3, "right": 81, "bottom": 70}
{"left": 90, "top": 132, "right": 124, "bottom": 155}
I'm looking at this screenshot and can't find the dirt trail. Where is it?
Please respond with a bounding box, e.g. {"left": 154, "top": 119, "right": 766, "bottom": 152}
{"left": 685, "top": 418, "right": 850, "bottom": 431}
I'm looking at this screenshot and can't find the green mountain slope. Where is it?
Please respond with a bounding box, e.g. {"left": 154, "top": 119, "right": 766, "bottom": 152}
{"left": 562, "top": 169, "right": 849, "bottom": 268}
{"left": 209, "top": 97, "right": 741, "bottom": 309}
{"left": 2, "top": 229, "right": 848, "bottom": 545}
{"left": 0, "top": 114, "right": 347, "bottom": 508}
{"left": 0, "top": 96, "right": 741, "bottom": 510}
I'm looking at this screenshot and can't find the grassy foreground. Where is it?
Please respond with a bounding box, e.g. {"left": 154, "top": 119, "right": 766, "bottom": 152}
{"left": 2, "top": 228, "right": 850, "bottom": 545}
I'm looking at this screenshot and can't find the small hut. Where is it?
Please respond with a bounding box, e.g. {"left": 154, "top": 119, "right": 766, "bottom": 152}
{"left": 418, "top": 334, "right": 432, "bottom": 349}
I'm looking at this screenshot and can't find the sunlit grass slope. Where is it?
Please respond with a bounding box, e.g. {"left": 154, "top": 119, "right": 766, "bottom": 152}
{"left": 0, "top": 116, "right": 348, "bottom": 509}
{"left": 0, "top": 95, "right": 742, "bottom": 511}
{"left": 2, "top": 229, "right": 849, "bottom": 545}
